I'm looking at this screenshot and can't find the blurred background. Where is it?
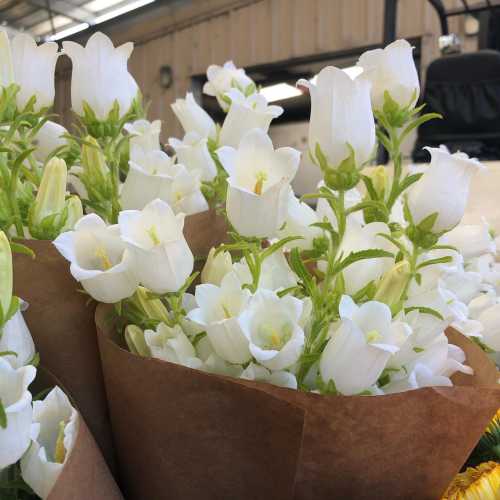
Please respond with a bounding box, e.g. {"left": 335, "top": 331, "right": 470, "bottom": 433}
{"left": 2, "top": 0, "right": 500, "bottom": 204}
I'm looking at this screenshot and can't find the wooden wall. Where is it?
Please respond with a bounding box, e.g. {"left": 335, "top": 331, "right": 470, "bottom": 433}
{"left": 54, "top": 0, "right": 470, "bottom": 139}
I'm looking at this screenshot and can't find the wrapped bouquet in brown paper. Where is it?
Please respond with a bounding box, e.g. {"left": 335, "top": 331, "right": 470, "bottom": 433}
{"left": 48, "top": 34, "right": 500, "bottom": 499}
{"left": 0, "top": 233, "right": 122, "bottom": 500}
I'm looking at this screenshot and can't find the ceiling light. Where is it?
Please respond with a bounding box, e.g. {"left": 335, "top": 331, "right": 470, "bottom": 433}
{"left": 260, "top": 83, "right": 302, "bottom": 103}
{"left": 94, "top": 0, "right": 155, "bottom": 24}
{"left": 48, "top": 22, "right": 89, "bottom": 41}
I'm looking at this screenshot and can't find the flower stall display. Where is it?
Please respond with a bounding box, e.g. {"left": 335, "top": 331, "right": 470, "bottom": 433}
{"left": 0, "top": 232, "right": 122, "bottom": 499}
{"left": 45, "top": 36, "right": 500, "bottom": 499}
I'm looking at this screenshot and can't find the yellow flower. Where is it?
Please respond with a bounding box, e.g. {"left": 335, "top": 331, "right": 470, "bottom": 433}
{"left": 442, "top": 461, "right": 500, "bottom": 499}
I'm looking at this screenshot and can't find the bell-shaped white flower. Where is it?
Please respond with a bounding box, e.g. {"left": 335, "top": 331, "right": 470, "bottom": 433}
{"left": 407, "top": 147, "right": 485, "bottom": 233}
{"left": 203, "top": 61, "right": 255, "bottom": 111}
{"left": 320, "top": 295, "right": 410, "bottom": 395}
{"left": 217, "top": 129, "right": 300, "bottom": 238}
{"left": 119, "top": 199, "right": 194, "bottom": 294}
{"left": 144, "top": 322, "right": 203, "bottom": 369}
{"left": 440, "top": 268, "right": 484, "bottom": 305}
{"left": 171, "top": 92, "right": 216, "bottom": 140}
{"left": 188, "top": 273, "right": 252, "bottom": 364}
{"left": 53, "top": 214, "right": 139, "bottom": 303}
{"left": 276, "top": 190, "right": 321, "bottom": 250}
{"left": 0, "top": 307, "right": 35, "bottom": 368}
{"left": 167, "top": 165, "right": 209, "bottom": 216}
{"left": 0, "top": 31, "right": 14, "bottom": 88}
{"left": 441, "top": 220, "right": 496, "bottom": 260}
{"left": 168, "top": 132, "right": 217, "bottom": 182}
{"left": 120, "top": 150, "right": 177, "bottom": 210}
{"left": 63, "top": 32, "right": 138, "bottom": 119}
{"left": 338, "top": 221, "right": 394, "bottom": 295}
{"left": 201, "top": 247, "right": 232, "bottom": 286}
{"left": 231, "top": 250, "right": 297, "bottom": 292}
{"left": 358, "top": 39, "right": 420, "bottom": 111}
{"left": 477, "top": 303, "right": 500, "bottom": 351}
{"left": 219, "top": 89, "right": 283, "bottom": 147}
{"left": 21, "top": 387, "right": 78, "bottom": 500}
{"left": 297, "top": 66, "right": 375, "bottom": 168}
{"left": 240, "top": 362, "right": 297, "bottom": 389}
{"left": 9, "top": 34, "right": 59, "bottom": 111}
{"left": 0, "top": 358, "right": 36, "bottom": 469}
{"left": 238, "top": 289, "right": 305, "bottom": 371}
{"left": 194, "top": 335, "right": 243, "bottom": 377}
{"left": 33, "top": 121, "right": 68, "bottom": 163}
{"left": 124, "top": 119, "right": 161, "bottom": 161}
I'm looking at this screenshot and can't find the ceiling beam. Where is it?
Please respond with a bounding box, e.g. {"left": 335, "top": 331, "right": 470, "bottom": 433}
{"left": 25, "top": 0, "right": 95, "bottom": 24}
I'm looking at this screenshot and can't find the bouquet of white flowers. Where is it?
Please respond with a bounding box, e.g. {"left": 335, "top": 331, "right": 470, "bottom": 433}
{"left": 0, "top": 232, "right": 122, "bottom": 500}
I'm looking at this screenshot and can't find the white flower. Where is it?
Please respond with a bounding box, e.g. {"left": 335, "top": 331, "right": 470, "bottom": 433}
{"left": 119, "top": 199, "right": 194, "bottom": 294}
{"left": 319, "top": 295, "right": 410, "bottom": 395}
{"left": 231, "top": 250, "right": 297, "bottom": 292}
{"left": 276, "top": 191, "right": 321, "bottom": 250}
{"left": 188, "top": 273, "right": 252, "bottom": 364}
{"left": 338, "top": 221, "right": 394, "bottom": 295}
{"left": 407, "top": 146, "right": 485, "bottom": 233}
{"left": 238, "top": 289, "right": 305, "bottom": 371}
{"left": 9, "top": 34, "right": 59, "bottom": 111}
{"left": 358, "top": 39, "right": 419, "bottom": 111}
{"left": 120, "top": 150, "right": 177, "bottom": 210}
{"left": 297, "top": 66, "right": 375, "bottom": 168}
{"left": 0, "top": 307, "right": 35, "bottom": 368}
{"left": 168, "top": 132, "right": 217, "bottom": 182}
{"left": 21, "top": 387, "right": 78, "bottom": 500}
{"left": 203, "top": 61, "right": 255, "bottom": 111}
{"left": 440, "top": 268, "right": 484, "bottom": 305}
{"left": 33, "top": 121, "right": 68, "bottom": 163}
{"left": 0, "top": 358, "right": 36, "bottom": 469}
{"left": 0, "top": 31, "right": 14, "bottom": 88}
{"left": 240, "top": 362, "right": 297, "bottom": 389}
{"left": 477, "top": 303, "right": 500, "bottom": 351}
{"left": 171, "top": 92, "right": 216, "bottom": 140}
{"left": 144, "top": 322, "right": 203, "bottom": 369}
{"left": 219, "top": 89, "right": 283, "bottom": 147}
{"left": 167, "top": 165, "right": 208, "bottom": 216}
{"left": 441, "top": 221, "right": 496, "bottom": 260}
{"left": 124, "top": 119, "right": 161, "bottom": 160}
{"left": 53, "top": 214, "right": 139, "bottom": 303}
{"left": 201, "top": 247, "right": 232, "bottom": 286}
{"left": 194, "top": 335, "right": 243, "bottom": 377}
{"left": 63, "top": 32, "right": 138, "bottom": 119}
{"left": 217, "top": 129, "right": 300, "bottom": 238}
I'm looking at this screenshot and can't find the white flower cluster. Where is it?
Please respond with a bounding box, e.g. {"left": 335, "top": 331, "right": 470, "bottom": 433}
{"left": 0, "top": 233, "right": 78, "bottom": 499}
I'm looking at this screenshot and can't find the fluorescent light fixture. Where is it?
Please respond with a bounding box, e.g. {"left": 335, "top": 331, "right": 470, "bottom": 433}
{"left": 260, "top": 83, "right": 302, "bottom": 103}
{"left": 85, "top": 0, "right": 124, "bottom": 13}
{"left": 94, "top": 0, "right": 156, "bottom": 24}
{"left": 48, "top": 22, "right": 89, "bottom": 41}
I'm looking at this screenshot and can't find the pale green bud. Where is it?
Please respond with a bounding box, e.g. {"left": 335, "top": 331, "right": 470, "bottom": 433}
{"left": 125, "top": 324, "right": 151, "bottom": 357}
{"left": 134, "top": 286, "right": 169, "bottom": 324}
{"left": 32, "top": 157, "right": 67, "bottom": 227}
{"left": 81, "top": 136, "right": 109, "bottom": 182}
{"left": 0, "top": 231, "right": 12, "bottom": 322}
{"left": 366, "top": 165, "right": 390, "bottom": 200}
{"left": 61, "top": 195, "right": 83, "bottom": 232}
{"left": 374, "top": 261, "right": 411, "bottom": 312}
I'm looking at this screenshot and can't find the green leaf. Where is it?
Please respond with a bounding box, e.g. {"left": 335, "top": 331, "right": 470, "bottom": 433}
{"left": 396, "top": 173, "right": 423, "bottom": 196}
{"left": 418, "top": 212, "right": 439, "bottom": 233}
{"left": 399, "top": 112, "right": 442, "bottom": 145}
{"left": 314, "top": 143, "right": 328, "bottom": 171}
{"left": 0, "top": 399, "right": 6, "bottom": 429}
{"left": 413, "top": 347, "right": 425, "bottom": 353}
{"left": 377, "top": 232, "right": 409, "bottom": 257}
{"left": 361, "top": 175, "right": 379, "bottom": 201}
{"left": 334, "top": 249, "right": 394, "bottom": 274}
{"left": 404, "top": 306, "right": 444, "bottom": 320}
{"left": 289, "top": 247, "right": 314, "bottom": 294}
{"left": 416, "top": 256, "right": 453, "bottom": 270}
{"left": 0, "top": 351, "right": 17, "bottom": 357}
{"left": 261, "top": 236, "right": 303, "bottom": 260}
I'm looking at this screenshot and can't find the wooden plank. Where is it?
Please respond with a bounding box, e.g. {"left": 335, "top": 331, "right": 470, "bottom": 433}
{"left": 271, "top": 0, "right": 294, "bottom": 61}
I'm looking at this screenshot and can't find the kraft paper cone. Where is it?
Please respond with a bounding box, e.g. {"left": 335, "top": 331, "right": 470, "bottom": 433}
{"left": 183, "top": 209, "right": 228, "bottom": 257}
{"left": 31, "top": 368, "right": 123, "bottom": 500}
{"left": 12, "top": 240, "right": 115, "bottom": 469}
{"left": 96, "top": 305, "right": 500, "bottom": 500}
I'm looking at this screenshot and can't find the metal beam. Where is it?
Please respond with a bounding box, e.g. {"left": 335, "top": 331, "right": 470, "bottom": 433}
{"left": 427, "top": 0, "right": 449, "bottom": 35}
{"left": 25, "top": 0, "right": 94, "bottom": 24}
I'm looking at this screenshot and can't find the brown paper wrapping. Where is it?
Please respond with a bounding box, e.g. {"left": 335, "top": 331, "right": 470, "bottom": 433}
{"left": 96, "top": 305, "right": 500, "bottom": 500}
{"left": 13, "top": 240, "right": 115, "bottom": 469}
{"left": 183, "top": 209, "right": 229, "bottom": 257}
{"left": 31, "top": 368, "right": 123, "bottom": 500}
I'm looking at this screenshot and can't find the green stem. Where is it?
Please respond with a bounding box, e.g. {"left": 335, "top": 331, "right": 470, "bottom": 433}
{"left": 386, "top": 127, "right": 403, "bottom": 211}
{"left": 8, "top": 162, "right": 24, "bottom": 238}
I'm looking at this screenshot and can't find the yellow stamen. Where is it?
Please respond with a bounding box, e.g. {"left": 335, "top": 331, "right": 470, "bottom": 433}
{"left": 270, "top": 330, "right": 281, "bottom": 348}
{"left": 147, "top": 225, "right": 161, "bottom": 246}
{"left": 95, "top": 246, "right": 112, "bottom": 270}
{"left": 366, "top": 329, "right": 382, "bottom": 343}
{"left": 253, "top": 171, "right": 268, "bottom": 195}
{"left": 221, "top": 304, "right": 231, "bottom": 319}
{"left": 54, "top": 420, "right": 67, "bottom": 464}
